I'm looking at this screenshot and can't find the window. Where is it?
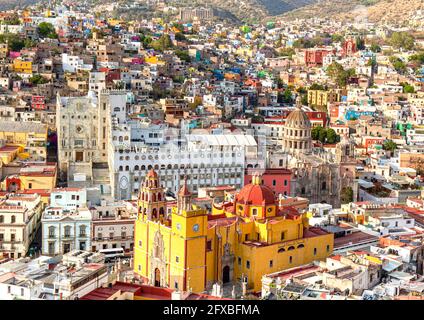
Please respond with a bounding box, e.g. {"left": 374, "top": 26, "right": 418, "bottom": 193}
{"left": 79, "top": 225, "right": 87, "bottom": 237}
{"left": 272, "top": 180, "right": 276, "bottom": 186}
{"left": 28, "top": 183, "right": 32, "bottom": 189}
{"left": 48, "top": 226, "right": 55, "bottom": 238}
{"left": 269, "top": 260, "right": 273, "bottom": 268}
{"left": 314, "top": 248, "right": 317, "bottom": 255}
{"left": 289, "top": 256, "right": 293, "bottom": 264}
{"left": 245, "top": 234, "right": 249, "bottom": 241}
{"left": 138, "top": 265, "right": 141, "bottom": 271}
{"left": 246, "top": 260, "right": 250, "bottom": 269}
{"left": 206, "top": 240, "right": 212, "bottom": 251}
{"left": 7, "top": 286, "right": 11, "bottom": 294}
{"left": 281, "top": 232, "right": 285, "bottom": 241}
{"left": 326, "top": 245, "right": 330, "bottom": 252}
{"left": 238, "top": 257, "right": 242, "bottom": 265}
{"left": 139, "top": 240, "right": 142, "bottom": 247}
{"left": 176, "top": 256, "right": 179, "bottom": 263}
{"left": 0, "top": 215, "right": 3, "bottom": 223}
{"left": 284, "top": 180, "right": 288, "bottom": 186}
{"left": 288, "top": 246, "right": 295, "bottom": 251}
{"left": 64, "top": 226, "right": 71, "bottom": 238}
{"left": 175, "top": 281, "right": 178, "bottom": 289}
{"left": 11, "top": 216, "right": 15, "bottom": 223}
{"left": 252, "top": 208, "right": 258, "bottom": 216}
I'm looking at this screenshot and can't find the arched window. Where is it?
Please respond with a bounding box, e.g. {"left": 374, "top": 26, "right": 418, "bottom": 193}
{"left": 159, "top": 207, "right": 164, "bottom": 216}
{"left": 119, "top": 166, "right": 123, "bottom": 171}
{"left": 141, "top": 165, "right": 146, "bottom": 170}
{"left": 278, "top": 248, "right": 285, "bottom": 253}
{"left": 297, "top": 244, "right": 304, "bottom": 249}
{"left": 288, "top": 246, "right": 295, "bottom": 251}
{"left": 322, "top": 182, "right": 327, "bottom": 190}
{"left": 158, "top": 193, "right": 162, "bottom": 201}
{"left": 152, "top": 208, "right": 157, "bottom": 219}
{"left": 152, "top": 193, "right": 156, "bottom": 202}
{"left": 134, "top": 165, "right": 139, "bottom": 171}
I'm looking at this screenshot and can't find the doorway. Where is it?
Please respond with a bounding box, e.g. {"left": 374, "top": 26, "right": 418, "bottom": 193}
{"left": 223, "top": 265, "right": 230, "bottom": 284}
{"left": 63, "top": 243, "right": 71, "bottom": 253}
{"left": 75, "top": 151, "right": 83, "bottom": 162}
{"left": 154, "top": 268, "right": 161, "bottom": 287}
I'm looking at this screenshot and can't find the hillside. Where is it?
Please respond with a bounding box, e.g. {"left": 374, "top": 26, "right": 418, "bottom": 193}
{"left": 0, "top": 0, "right": 42, "bottom": 10}
{"left": 170, "top": 0, "right": 317, "bottom": 23}
{"left": 280, "top": 0, "right": 424, "bottom": 24}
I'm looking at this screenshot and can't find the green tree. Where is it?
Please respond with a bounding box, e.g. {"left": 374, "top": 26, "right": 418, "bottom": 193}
{"left": 37, "top": 22, "right": 57, "bottom": 39}
{"left": 409, "top": 52, "right": 424, "bottom": 64}
{"left": 151, "top": 34, "right": 173, "bottom": 52}
{"left": 327, "top": 62, "right": 355, "bottom": 87}
{"left": 312, "top": 126, "right": 324, "bottom": 141}
{"left": 389, "top": 56, "right": 407, "bottom": 74}
{"left": 278, "top": 47, "right": 295, "bottom": 59}
{"left": 389, "top": 32, "right": 415, "bottom": 50}
{"left": 340, "top": 187, "right": 354, "bottom": 204}
{"left": 400, "top": 82, "right": 415, "bottom": 93}
{"left": 309, "top": 83, "right": 326, "bottom": 90}
{"left": 326, "top": 128, "right": 339, "bottom": 144}
{"left": 29, "top": 74, "right": 48, "bottom": 85}
{"left": 383, "top": 140, "right": 397, "bottom": 152}
{"left": 301, "top": 94, "right": 308, "bottom": 106}
{"left": 175, "top": 49, "right": 190, "bottom": 62}
{"left": 278, "top": 87, "right": 293, "bottom": 103}
{"left": 331, "top": 34, "right": 344, "bottom": 43}
{"left": 370, "top": 43, "right": 381, "bottom": 53}
{"left": 318, "top": 129, "right": 327, "bottom": 143}
{"left": 356, "top": 37, "right": 365, "bottom": 50}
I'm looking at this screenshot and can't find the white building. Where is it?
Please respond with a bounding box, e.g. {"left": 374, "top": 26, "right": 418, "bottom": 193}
{"left": 41, "top": 204, "right": 92, "bottom": 255}
{"left": 0, "top": 194, "right": 43, "bottom": 259}
{"left": 109, "top": 126, "right": 261, "bottom": 199}
{"left": 61, "top": 53, "right": 93, "bottom": 73}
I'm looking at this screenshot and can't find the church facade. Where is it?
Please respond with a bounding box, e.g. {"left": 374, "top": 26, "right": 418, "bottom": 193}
{"left": 133, "top": 169, "right": 334, "bottom": 293}
{"left": 273, "top": 97, "right": 357, "bottom": 207}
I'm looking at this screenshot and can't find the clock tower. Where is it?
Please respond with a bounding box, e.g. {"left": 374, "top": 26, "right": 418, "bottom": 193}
{"left": 170, "top": 180, "right": 207, "bottom": 292}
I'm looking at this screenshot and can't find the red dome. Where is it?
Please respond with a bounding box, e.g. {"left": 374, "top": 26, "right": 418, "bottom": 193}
{"left": 236, "top": 183, "right": 276, "bottom": 206}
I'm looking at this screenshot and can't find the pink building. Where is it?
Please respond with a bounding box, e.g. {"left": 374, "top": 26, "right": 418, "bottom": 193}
{"left": 244, "top": 168, "right": 292, "bottom": 197}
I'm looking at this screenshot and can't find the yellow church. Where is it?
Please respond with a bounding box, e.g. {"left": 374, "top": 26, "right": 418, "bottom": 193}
{"left": 134, "top": 170, "right": 334, "bottom": 293}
